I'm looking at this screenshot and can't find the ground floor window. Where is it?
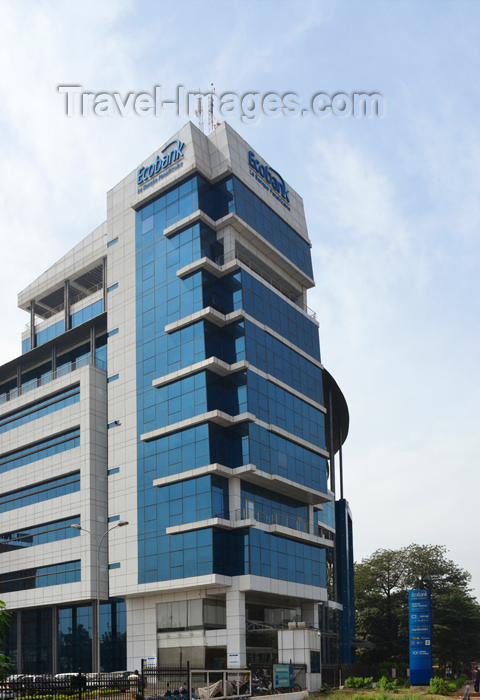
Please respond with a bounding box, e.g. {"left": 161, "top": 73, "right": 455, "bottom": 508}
{"left": 1, "top": 599, "right": 126, "bottom": 673}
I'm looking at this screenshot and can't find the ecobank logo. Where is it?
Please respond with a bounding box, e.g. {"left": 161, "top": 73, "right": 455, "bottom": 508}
{"left": 137, "top": 139, "right": 185, "bottom": 193}
{"left": 248, "top": 151, "right": 290, "bottom": 210}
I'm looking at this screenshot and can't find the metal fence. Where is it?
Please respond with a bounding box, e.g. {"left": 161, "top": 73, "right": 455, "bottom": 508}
{"left": 141, "top": 667, "right": 190, "bottom": 700}
{"left": 1, "top": 671, "right": 137, "bottom": 699}
{"left": 0, "top": 668, "right": 251, "bottom": 700}
{"left": 0, "top": 663, "right": 317, "bottom": 698}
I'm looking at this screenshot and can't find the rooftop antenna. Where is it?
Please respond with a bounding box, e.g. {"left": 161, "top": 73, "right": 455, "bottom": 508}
{"left": 195, "top": 89, "right": 204, "bottom": 133}
{"left": 208, "top": 83, "right": 215, "bottom": 133}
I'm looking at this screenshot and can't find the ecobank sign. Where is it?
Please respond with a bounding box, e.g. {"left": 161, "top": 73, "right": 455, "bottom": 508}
{"left": 137, "top": 139, "right": 185, "bottom": 193}
{"left": 248, "top": 151, "right": 290, "bottom": 211}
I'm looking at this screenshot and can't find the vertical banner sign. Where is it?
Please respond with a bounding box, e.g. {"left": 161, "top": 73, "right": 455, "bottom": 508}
{"left": 409, "top": 589, "right": 433, "bottom": 684}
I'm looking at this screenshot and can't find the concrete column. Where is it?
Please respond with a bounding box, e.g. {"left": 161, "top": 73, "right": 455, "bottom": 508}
{"left": 302, "top": 601, "right": 319, "bottom": 629}
{"left": 222, "top": 230, "right": 235, "bottom": 263}
{"left": 308, "top": 505, "right": 314, "bottom": 535}
{"left": 51, "top": 605, "right": 58, "bottom": 673}
{"left": 30, "top": 302, "right": 36, "bottom": 349}
{"left": 226, "top": 587, "right": 246, "bottom": 668}
{"left": 90, "top": 326, "right": 96, "bottom": 363}
{"left": 16, "top": 609, "right": 22, "bottom": 672}
{"left": 229, "top": 477, "right": 241, "bottom": 521}
{"left": 102, "top": 257, "right": 107, "bottom": 311}
{"left": 64, "top": 280, "right": 70, "bottom": 332}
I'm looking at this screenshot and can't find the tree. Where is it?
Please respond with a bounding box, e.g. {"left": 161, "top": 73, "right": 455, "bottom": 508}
{"left": 355, "top": 544, "right": 480, "bottom": 673}
{"left": 355, "top": 548, "right": 408, "bottom": 664}
{"left": 0, "top": 600, "right": 12, "bottom": 680}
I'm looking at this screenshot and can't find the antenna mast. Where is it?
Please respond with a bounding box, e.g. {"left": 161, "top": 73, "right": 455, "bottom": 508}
{"left": 208, "top": 83, "right": 215, "bottom": 133}
{"left": 195, "top": 90, "right": 204, "bottom": 133}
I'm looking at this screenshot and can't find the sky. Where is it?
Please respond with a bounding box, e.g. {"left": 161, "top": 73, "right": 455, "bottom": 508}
{"left": 0, "top": 0, "right": 479, "bottom": 597}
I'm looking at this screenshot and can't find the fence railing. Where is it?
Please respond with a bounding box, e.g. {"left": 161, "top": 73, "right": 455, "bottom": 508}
{"left": 0, "top": 355, "right": 107, "bottom": 406}
{"left": 235, "top": 507, "right": 309, "bottom": 533}
{"left": 235, "top": 508, "right": 334, "bottom": 543}
{"left": 25, "top": 282, "right": 104, "bottom": 330}
{"left": 0, "top": 664, "right": 309, "bottom": 699}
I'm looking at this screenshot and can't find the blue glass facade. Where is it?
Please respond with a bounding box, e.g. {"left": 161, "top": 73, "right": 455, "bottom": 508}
{"left": 135, "top": 172, "right": 327, "bottom": 588}
{"left": 0, "top": 428, "right": 80, "bottom": 475}
{"left": 2, "top": 601, "right": 126, "bottom": 674}
{"left": 0, "top": 386, "right": 80, "bottom": 435}
{"left": 198, "top": 175, "right": 313, "bottom": 278}
{"left": 0, "top": 472, "right": 81, "bottom": 513}
{"left": 5, "top": 335, "right": 107, "bottom": 402}
{"left": 22, "top": 299, "right": 104, "bottom": 353}
{"left": 0, "top": 560, "right": 81, "bottom": 593}
{"left": 0, "top": 516, "right": 80, "bottom": 550}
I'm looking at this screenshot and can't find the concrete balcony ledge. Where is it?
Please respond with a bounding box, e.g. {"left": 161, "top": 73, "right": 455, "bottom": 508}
{"left": 163, "top": 209, "right": 314, "bottom": 292}
{"left": 166, "top": 517, "right": 254, "bottom": 535}
{"left": 152, "top": 358, "right": 248, "bottom": 388}
{"left": 164, "top": 308, "right": 323, "bottom": 372}
{"left": 238, "top": 519, "right": 332, "bottom": 549}
{"left": 176, "top": 256, "right": 239, "bottom": 280}
{"left": 140, "top": 410, "right": 256, "bottom": 442}
{"left": 164, "top": 307, "right": 244, "bottom": 334}
{"left": 165, "top": 516, "right": 331, "bottom": 549}
{"left": 152, "top": 358, "right": 325, "bottom": 414}
{"left": 163, "top": 210, "right": 217, "bottom": 238}
{"left": 153, "top": 463, "right": 331, "bottom": 506}
{"left": 176, "top": 253, "right": 317, "bottom": 326}
{"left": 215, "top": 213, "right": 315, "bottom": 290}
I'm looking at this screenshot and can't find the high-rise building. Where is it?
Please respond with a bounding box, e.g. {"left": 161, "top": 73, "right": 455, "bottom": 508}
{"left": 0, "top": 122, "right": 353, "bottom": 687}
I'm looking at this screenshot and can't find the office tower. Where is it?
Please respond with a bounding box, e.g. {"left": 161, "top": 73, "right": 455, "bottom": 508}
{"left": 0, "top": 122, "right": 353, "bottom": 686}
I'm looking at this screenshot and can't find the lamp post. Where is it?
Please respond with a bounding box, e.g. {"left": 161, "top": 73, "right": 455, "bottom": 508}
{"left": 71, "top": 520, "right": 128, "bottom": 672}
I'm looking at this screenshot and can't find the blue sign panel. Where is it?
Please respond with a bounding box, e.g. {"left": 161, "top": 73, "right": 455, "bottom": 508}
{"left": 409, "top": 589, "right": 432, "bottom": 685}
{"left": 273, "top": 664, "right": 294, "bottom": 688}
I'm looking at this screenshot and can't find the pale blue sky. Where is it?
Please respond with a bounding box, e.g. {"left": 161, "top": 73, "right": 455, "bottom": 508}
{"left": 0, "top": 0, "right": 479, "bottom": 595}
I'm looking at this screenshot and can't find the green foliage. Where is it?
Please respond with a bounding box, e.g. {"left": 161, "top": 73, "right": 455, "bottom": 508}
{"left": 18, "top": 693, "right": 121, "bottom": 700}
{"left": 0, "top": 600, "right": 12, "bottom": 681}
{"left": 355, "top": 544, "right": 480, "bottom": 671}
{"left": 426, "top": 676, "right": 456, "bottom": 695}
{"left": 376, "top": 677, "right": 400, "bottom": 692}
{"left": 344, "top": 676, "right": 374, "bottom": 689}
{"left": 320, "top": 682, "right": 331, "bottom": 693}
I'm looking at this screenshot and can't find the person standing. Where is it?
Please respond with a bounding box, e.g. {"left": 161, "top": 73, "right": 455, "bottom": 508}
{"left": 128, "top": 671, "right": 141, "bottom": 700}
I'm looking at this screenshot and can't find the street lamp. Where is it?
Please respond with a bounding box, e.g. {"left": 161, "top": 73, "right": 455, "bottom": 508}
{"left": 71, "top": 520, "right": 129, "bottom": 672}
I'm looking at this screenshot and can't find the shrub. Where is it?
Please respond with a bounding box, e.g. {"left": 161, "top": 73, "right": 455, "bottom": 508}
{"left": 426, "top": 676, "right": 456, "bottom": 696}
{"left": 377, "top": 677, "right": 400, "bottom": 692}
{"left": 344, "top": 677, "right": 374, "bottom": 689}
{"left": 450, "top": 674, "right": 467, "bottom": 690}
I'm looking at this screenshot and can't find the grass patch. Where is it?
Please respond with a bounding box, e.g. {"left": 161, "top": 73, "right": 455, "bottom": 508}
{"left": 312, "top": 689, "right": 463, "bottom": 700}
